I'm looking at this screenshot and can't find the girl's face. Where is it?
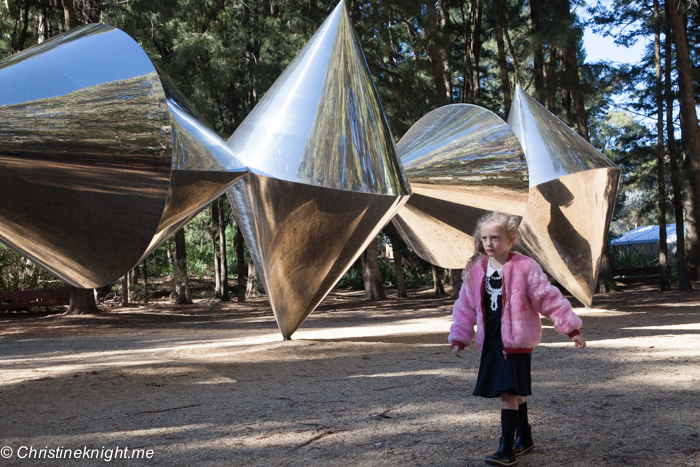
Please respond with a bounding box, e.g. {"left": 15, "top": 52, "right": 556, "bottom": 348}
{"left": 480, "top": 222, "right": 515, "bottom": 264}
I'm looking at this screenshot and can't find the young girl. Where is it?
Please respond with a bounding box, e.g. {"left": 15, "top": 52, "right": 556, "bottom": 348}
{"left": 449, "top": 212, "right": 586, "bottom": 467}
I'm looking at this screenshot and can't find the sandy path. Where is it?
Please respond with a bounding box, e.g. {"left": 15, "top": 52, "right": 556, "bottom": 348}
{"left": 1, "top": 286, "right": 699, "bottom": 466}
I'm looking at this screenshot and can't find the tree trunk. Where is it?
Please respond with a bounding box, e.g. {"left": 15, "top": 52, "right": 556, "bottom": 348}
{"left": 450, "top": 269, "right": 463, "bottom": 299}
{"left": 665, "top": 22, "right": 692, "bottom": 290}
{"left": 212, "top": 202, "right": 222, "bottom": 297}
{"left": 235, "top": 225, "right": 247, "bottom": 302}
{"left": 667, "top": 0, "right": 700, "bottom": 280}
{"left": 360, "top": 237, "right": 386, "bottom": 300}
{"left": 121, "top": 274, "right": 129, "bottom": 306}
{"left": 654, "top": 0, "right": 671, "bottom": 291}
{"left": 469, "top": 0, "right": 482, "bottom": 100}
{"left": 62, "top": 0, "right": 77, "bottom": 30}
{"left": 596, "top": 241, "right": 619, "bottom": 293}
{"left": 425, "top": 2, "right": 449, "bottom": 103}
{"left": 129, "top": 267, "right": 138, "bottom": 303}
{"left": 460, "top": 3, "right": 472, "bottom": 101}
{"left": 385, "top": 223, "right": 407, "bottom": 298}
{"left": 14, "top": 2, "right": 30, "bottom": 52}
{"left": 218, "top": 198, "right": 230, "bottom": 302}
{"left": 560, "top": 0, "right": 589, "bottom": 141}
{"left": 545, "top": 45, "right": 557, "bottom": 112}
{"left": 66, "top": 287, "right": 99, "bottom": 315}
{"left": 246, "top": 259, "right": 262, "bottom": 298}
{"left": 559, "top": 51, "right": 572, "bottom": 125}
{"left": 494, "top": 0, "right": 511, "bottom": 117}
{"left": 432, "top": 265, "right": 445, "bottom": 294}
{"left": 530, "top": 0, "right": 545, "bottom": 103}
{"left": 174, "top": 227, "right": 192, "bottom": 304}
{"left": 142, "top": 259, "right": 149, "bottom": 303}
{"left": 504, "top": 26, "right": 521, "bottom": 88}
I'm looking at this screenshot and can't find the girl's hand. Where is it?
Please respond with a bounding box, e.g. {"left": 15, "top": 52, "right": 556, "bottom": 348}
{"left": 452, "top": 345, "right": 462, "bottom": 358}
{"left": 572, "top": 334, "right": 586, "bottom": 349}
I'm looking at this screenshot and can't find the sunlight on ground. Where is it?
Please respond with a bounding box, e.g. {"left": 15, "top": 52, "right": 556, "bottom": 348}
{"left": 348, "top": 368, "right": 464, "bottom": 379}
{"left": 622, "top": 323, "right": 700, "bottom": 330}
{"left": 573, "top": 307, "right": 643, "bottom": 316}
{"left": 294, "top": 317, "right": 452, "bottom": 342}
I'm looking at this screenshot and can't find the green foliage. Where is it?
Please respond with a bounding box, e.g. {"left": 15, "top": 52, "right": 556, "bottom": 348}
{"left": 591, "top": 111, "right": 660, "bottom": 236}
{"left": 0, "top": 243, "right": 62, "bottom": 292}
{"left": 336, "top": 265, "right": 363, "bottom": 288}
{"left": 0, "top": 0, "right": 691, "bottom": 295}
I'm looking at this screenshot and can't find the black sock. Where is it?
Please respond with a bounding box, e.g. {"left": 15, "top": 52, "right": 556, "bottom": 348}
{"left": 518, "top": 402, "right": 529, "bottom": 430}
{"left": 501, "top": 408, "right": 519, "bottom": 451}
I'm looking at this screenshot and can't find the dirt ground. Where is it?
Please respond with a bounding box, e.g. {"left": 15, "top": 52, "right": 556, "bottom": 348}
{"left": 1, "top": 284, "right": 700, "bottom": 467}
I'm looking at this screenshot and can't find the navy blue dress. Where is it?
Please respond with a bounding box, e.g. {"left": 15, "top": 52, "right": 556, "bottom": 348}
{"left": 473, "top": 271, "right": 532, "bottom": 398}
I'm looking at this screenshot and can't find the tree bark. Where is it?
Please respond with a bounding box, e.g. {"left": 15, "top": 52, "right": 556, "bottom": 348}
{"left": 246, "top": 259, "right": 262, "bottom": 298}
{"left": 424, "top": 2, "right": 450, "bottom": 103}
{"left": 665, "top": 22, "right": 692, "bottom": 290}
{"left": 235, "top": 225, "right": 247, "bottom": 302}
{"left": 385, "top": 223, "right": 407, "bottom": 298}
{"left": 360, "top": 237, "right": 386, "bottom": 300}
{"left": 66, "top": 287, "right": 99, "bottom": 315}
{"left": 217, "top": 198, "right": 230, "bottom": 302}
{"left": 494, "top": 0, "right": 512, "bottom": 117}
{"left": 667, "top": 0, "right": 700, "bottom": 280}
{"left": 654, "top": 0, "right": 671, "bottom": 291}
{"left": 15, "top": 2, "right": 30, "bottom": 52}
{"left": 432, "top": 265, "right": 445, "bottom": 294}
{"left": 545, "top": 45, "right": 557, "bottom": 112}
{"left": 469, "top": 0, "right": 483, "bottom": 100}
{"left": 121, "top": 274, "right": 129, "bottom": 306}
{"left": 142, "top": 259, "right": 149, "bottom": 303}
{"left": 504, "top": 26, "right": 521, "bottom": 88}
{"left": 62, "top": 0, "right": 77, "bottom": 30}
{"left": 212, "top": 202, "right": 222, "bottom": 297}
{"left": 559, "top": 48, "right": 572, "bottom": 125}
{"left": 174, "top": 227, "right": 192, "bottom": 304}
{"left": 560, "top": 0, "right": 590, "bottom": 141}
{"left": 596, "top": 241, "right": 619, "bottom": 293}
{"left": 529, "top": 0, "right": 545, "bottom": 103}
{"left": 450, "top": 269, "right": 463, "bottom": 299}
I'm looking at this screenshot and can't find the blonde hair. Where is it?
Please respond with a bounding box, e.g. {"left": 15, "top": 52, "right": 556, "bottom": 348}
{"left": 463, "top": 212, "right": 520, "bottom": 280}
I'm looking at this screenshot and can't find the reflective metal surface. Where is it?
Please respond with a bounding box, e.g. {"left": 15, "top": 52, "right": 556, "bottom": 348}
{"left": 518, "top": 168, "right": 619, "bottom": 306}
{"left": 510, "top": 86, "right": 620, "bottom": 306}
{"left": 508, "top": 85, "right": 617, "bottom": 187}
{"left": 392, "top": 104, "right": 528, "bottom": 268}
{"left": 228, "top": 176, "right": 405, "bottom": 337}
{"left": 226, "top": 1, "right": 408, "bottom": 196}
{"left": 390, "top": 89, "right": 620, "bottom": 307}
{"left": 227, "top": 1, "right": 409, "bottom": 338}
{"left": 0, "top": 24, "right": 246, "bottom": 288}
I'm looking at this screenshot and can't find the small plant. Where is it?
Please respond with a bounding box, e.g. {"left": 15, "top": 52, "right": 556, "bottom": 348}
{"left": 146, "top": 382, "right": 163, "bottom": 387}
{"left": 361, "top": 355, "right": 371, "bottom": 360}
{"left": 116, "top": 371, "right": 125, "bottom": 378}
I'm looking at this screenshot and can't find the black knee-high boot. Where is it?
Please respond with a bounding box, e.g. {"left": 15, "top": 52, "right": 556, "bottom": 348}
{"left": 513, "top": 402, "right": 535, "bottom": 455}
{"left": 485, "top": 409, "right": 518, "bottom": 466}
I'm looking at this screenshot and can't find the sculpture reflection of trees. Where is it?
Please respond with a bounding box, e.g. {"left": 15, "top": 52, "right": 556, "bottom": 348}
{"left": 2, "top": 0, "right": 699, "bottom": 294}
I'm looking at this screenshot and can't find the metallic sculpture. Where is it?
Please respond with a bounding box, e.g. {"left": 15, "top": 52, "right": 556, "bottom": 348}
{"left": 509, "top": 86, "right": 620, "bottom": 306}
{"left": 0, "top": 7, "right": 618, "bottom": 337}
{"left": 226, "top": 0, "right": 410, "bottom": 339}
{"left": 0, "top": 24, "right": 246, "bottom": 288}
{"left": 392, "top": 104, "right": 528, "bottom": 268}
{"left": 392, "top": 87, "right": 620, "bottom": 307}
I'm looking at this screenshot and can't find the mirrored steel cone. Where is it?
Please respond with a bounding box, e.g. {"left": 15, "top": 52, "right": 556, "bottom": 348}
{"left": 227, "top": 1, "right": 410, "bottom": 339}
{"left": 0, "top": 24, "right": 246, "bottom": 288}
{"left": 508, "top": 86, "right": 620, "bottom": 306}
{"left": 392, "top": 104, "right": 528, "bottom": 269}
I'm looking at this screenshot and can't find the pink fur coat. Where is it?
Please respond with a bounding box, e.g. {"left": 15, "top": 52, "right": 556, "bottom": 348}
{"left": 449, "top": 252, "right": 582, "bottom": 353}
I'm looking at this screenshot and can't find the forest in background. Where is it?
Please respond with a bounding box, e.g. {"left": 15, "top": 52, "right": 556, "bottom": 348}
{"left": 1, "top": 0, "right": 700, "bottom": 300}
